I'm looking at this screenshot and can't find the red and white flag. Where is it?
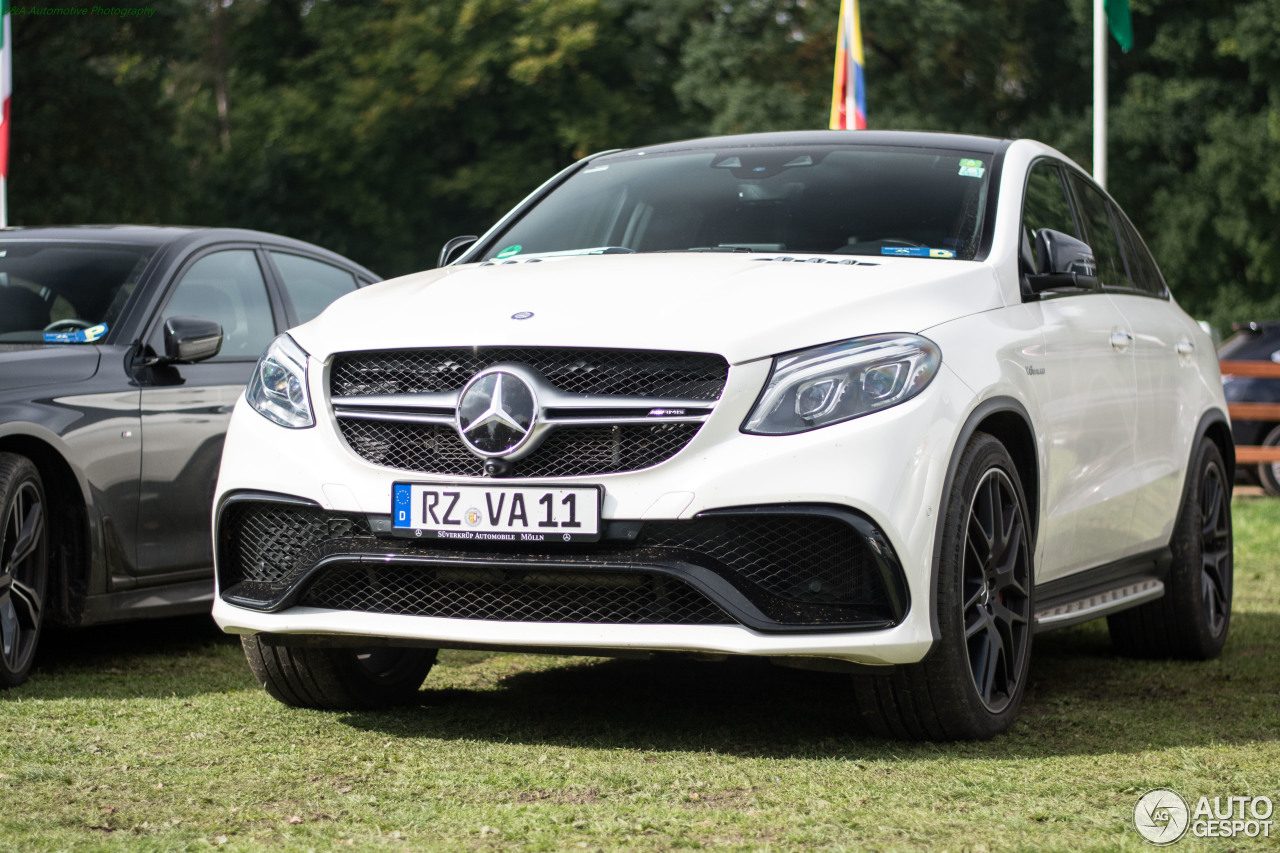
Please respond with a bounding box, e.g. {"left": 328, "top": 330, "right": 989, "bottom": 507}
{"left": 0, "top": 3, "right": 10, "bottom": 183}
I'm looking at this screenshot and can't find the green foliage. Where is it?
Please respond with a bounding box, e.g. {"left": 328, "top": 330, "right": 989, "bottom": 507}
{"left": 6, "top": 0, "right": 1280, "bottom": 311}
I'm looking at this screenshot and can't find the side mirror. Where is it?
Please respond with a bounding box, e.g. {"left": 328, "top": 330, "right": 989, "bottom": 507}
{"left": 438, "top": 235, "right": 479, "bottom": 268}
{"left": 162, "top": 316, "right": 223, "bottom": 363}
{"left": 1025, "top": 229, "right": 1098, "bottom": 294}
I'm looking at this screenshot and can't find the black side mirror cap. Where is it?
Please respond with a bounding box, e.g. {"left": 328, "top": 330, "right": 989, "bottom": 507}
{"left": 1025, "top": 229, "right": 1099, "bottom": 294}
{"left": 161, "top": 316, "right": 223, "bottom": 364}
{"left": 438, "top": 235, "right": 479, "bottom": 268}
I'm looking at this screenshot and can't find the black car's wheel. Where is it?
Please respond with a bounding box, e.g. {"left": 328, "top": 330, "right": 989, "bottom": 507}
{"left": 0, "top": 453, "right": 49, "bottom": 689}
{"left": 1109, "top": 440, "right": 1232, "bottom": 659}
{"left": 1256, "top": 424, "right": 1280, "bottom": 496}
{"left": 853, "top": 433, "right": 1033, "bottom": 740}
{"left": 242, "top": 635, "right": 437, "bottom": 710}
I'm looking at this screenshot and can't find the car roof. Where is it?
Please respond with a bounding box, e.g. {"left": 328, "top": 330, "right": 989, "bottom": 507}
{"left": 601, "top": 130, "right": 1011, "bottom": 158}
{"left": 0, "top": 225, "right": 378, "bottom": 279}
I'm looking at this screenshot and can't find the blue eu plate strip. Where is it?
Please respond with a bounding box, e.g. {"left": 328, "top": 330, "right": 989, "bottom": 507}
{"left": 393, "top": 483, "right": 412, "bottom": 528}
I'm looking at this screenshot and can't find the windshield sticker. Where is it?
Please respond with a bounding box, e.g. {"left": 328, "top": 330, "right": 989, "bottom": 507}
{"left": 495, "top": 244, "right": 523, "bottom": 260}
{"left": 958, "top": 158, "right": 985, "bottom": 178}
{"left": 881, "top": 247, "right": 956, "bottom": 259}
{"left": 44, "top": 323, "right": 108, "bottom": 344}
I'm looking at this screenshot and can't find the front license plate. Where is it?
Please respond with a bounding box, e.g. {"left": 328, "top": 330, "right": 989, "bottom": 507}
{"left": 392, "top": 482, "right": 602, "bottom": 542}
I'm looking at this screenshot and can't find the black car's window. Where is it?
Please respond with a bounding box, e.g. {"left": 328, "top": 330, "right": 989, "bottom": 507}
{"left": 270, "top": 251, "right": 359, "bottom": 325}
{"left": 1021, "top": 160, "right": 1081, "bottom": 274}
{"left": 482, "top": 145, "right": 994, "bottom": 261}
{"left": 0, "top": 242, "right": 154, "bottom": 343}
{"left": 1066, "top": 172, "right": 1129, "bottom": 291}
{"left": 1113, "top": 209, "right": 1167, "bottom": 297}
{"left": 149, "top": 249, "right": 275, "bottom": 361}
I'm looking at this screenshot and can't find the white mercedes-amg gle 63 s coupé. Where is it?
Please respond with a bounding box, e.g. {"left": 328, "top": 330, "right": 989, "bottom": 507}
{"left": 212, "top": 131, "right": 1233, "bottom": 739}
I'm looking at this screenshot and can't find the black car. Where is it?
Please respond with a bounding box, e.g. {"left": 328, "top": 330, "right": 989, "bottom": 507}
{"left": 0, "top": 226, "right": 378, "bottom": 687}
{"left": 1219, "top": 321, "right": 1280, "bottom": 494}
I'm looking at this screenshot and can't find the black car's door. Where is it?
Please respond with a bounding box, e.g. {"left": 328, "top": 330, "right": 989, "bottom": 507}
{"left": 133, "top": 246, "right": 279, "bottom": 580}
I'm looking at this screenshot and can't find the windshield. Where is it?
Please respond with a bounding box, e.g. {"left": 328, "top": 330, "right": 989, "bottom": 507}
{"left": 482, "top": 145, "right": 994, "bottom": 262}
{"left": 0, "top": 242, "right": 155, "bottom": 343}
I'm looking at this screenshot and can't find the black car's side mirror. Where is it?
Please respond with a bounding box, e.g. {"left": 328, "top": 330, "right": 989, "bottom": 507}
{"left": 161, "top": 316, "right": 223, "bottom": 363}
{"left": 438, "top": 235, "right": 479, "bottom": 268}
{"left": 1024, "top": 229, "right": 1099, "bottom": 294}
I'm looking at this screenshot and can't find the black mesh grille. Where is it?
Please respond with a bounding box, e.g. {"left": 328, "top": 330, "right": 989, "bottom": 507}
{"left": 638, "top": 516, "right": 879, "bottom": 607}
{"left": 330, "top": 347, "right": 728, "bottom": 400}
{"left": 336, "top": 420, "right": 701, "bottom": 477}
{"left": 219, "top": 502, "right": 894, "bottom": 627}
{"left": 301, "top": 565, "right": 734, "bottom": 625}
{"left": 218, "top": 502, "right": 372, "bottom": 592}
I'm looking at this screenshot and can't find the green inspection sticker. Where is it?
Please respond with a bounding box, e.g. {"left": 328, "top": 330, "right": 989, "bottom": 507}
{"left": 496, "top": 244, "right": 523, "bottom": 259}
{"left": 958, "top": 158, "right": 985, "bottom": 179}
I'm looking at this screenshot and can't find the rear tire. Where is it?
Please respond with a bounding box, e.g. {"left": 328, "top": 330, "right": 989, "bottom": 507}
{"left": 1256, "top": 424, "right": 1280, "bottom": 496}
{"left": 0, "top": 453, "right": 48, "bottom": 689}
{"left": 1108, "top": 439, "right": 1232, "bottom": 659}
{"left": 853, "top": 434, "right": 1034, "bottom": 740}
{"left": 242, "top": 636, "right": 437, "bottom": 710}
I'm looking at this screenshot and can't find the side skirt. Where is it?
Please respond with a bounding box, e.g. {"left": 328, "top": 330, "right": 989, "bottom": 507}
{"left": 1033, "top": 548, "right": 1170, "bottom": 633}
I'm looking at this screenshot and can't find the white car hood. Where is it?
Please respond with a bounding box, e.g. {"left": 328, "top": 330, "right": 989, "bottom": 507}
{"left": 294, "top": 253, "right": 1002, "bottom": 365}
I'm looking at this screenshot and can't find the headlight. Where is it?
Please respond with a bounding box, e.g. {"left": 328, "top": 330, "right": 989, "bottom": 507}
{"left": 246, "top": 334, "right": 315, "bottom": 428}
{"left": 742, "top": 334, "right": 941, "bottom": 435}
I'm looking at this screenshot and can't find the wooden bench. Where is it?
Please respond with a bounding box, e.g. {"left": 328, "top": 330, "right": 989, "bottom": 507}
{"left": 1218, "top": 360, "right": 1280, "bottom": 464}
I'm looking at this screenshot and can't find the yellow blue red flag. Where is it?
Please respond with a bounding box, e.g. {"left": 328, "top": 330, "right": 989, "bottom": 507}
{"left": 829, "top": 0, "right": 866, "bottom": 129}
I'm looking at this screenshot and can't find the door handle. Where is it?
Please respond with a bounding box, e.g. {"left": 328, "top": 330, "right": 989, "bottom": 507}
{"left": 1176, "top": 340, "right": 1195, "bottom": 357}
{"left": 1110, "top": 331, "right": 1133, "bottom": 352}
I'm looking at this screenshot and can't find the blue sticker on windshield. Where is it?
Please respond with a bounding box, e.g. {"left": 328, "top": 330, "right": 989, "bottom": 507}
{"left": 44, "top": 323, "right": 108, "bottom": 344}
{"left": 496, "top": 244, "right": 522, "bottom": 259}
{"left": 881, "top": 247, "right": 956, "bottom": 259}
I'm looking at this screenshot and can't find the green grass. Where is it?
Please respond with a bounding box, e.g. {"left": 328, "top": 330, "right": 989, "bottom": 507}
{"left": 3, "top": 497, "right": 1279, "bottom": 852}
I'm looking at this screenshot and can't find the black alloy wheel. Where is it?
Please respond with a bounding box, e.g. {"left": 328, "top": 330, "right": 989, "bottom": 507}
{"left": 1108, "top": 439, "right": 1233, "bottom": 660}
{"left": 0, "top": 453, "right": 48, "bottom": 688}
{"left": 1195, "top": 449, "right": 1232, "bottom": 641}
{"left": 961, "top": 467, "right": 1033, "bottom": 714}
{"left": 853, "top": 433, "right": 1034, "bottom": 740}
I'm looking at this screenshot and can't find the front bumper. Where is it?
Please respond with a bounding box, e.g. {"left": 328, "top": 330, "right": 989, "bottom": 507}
{"left": 213, "top": 357, "right": 975, "bottom": 666}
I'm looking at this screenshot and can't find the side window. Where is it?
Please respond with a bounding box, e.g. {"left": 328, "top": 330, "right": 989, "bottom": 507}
{"left": 271, "top": 252, "right": 360, "bottom": 325}
{"left": 1066, "top": 173, "right": 1130, "bottom": 291}
{"left": 1113, "top": 210, "right": 1168, "bottom": 297}
{"left": 1021, "top": 161, "right": 1079, "bottom": 273}
{"left": 149, "top": 249, "right": 275, "bottom": 361}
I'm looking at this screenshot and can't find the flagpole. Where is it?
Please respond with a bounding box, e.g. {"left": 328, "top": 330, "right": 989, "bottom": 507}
{"left": 1093, "top": 0, "right": 1107, "bottom": 190}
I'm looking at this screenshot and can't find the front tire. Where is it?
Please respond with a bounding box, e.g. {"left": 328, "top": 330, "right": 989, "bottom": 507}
{"left": 0, "top": 453, "right": 49, "bottom": 689}
{"left": 242, "top": 636, "right": 437, "bottom": 710}
{"left": 853, "top": 434, "right": 1034, "bottom": 740}
{"left": 1108, "top": 439, "right": 1232, "bottom": 659}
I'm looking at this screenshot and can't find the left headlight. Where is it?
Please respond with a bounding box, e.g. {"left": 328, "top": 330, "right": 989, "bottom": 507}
{"left": 246, "top": 334, "right": 315, "bottom": 429}
{"left": 742, "top": 334, "right": 941, "bottom": 435}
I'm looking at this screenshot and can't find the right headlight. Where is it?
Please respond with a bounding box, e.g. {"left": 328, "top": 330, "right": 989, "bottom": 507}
{"left": 245, "top": 334, "right": 315, "bottom": 429}
{"left": 742, "top": 333, "right": 941, "bottom": 435}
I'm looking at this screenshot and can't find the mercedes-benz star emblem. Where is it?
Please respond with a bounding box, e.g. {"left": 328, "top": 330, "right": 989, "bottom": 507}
{"left": 456, "top": 369, "right": 537, "bottom": 456}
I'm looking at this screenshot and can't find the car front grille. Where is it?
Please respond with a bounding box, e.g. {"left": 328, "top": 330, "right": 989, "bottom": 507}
{"left": 301, "top": 565, "right": 734, "bottom": 625}
{"left": 328, "top": 347, "right": 726, "bottom": 477}
{"left": 336, "top": 420, "right": 701, "bottom": 478}
{"left": 218, "top": 501, "right": 901, "bottom": 629}
{"left": 330, "top": 347, "right": 729, "bottom": 400}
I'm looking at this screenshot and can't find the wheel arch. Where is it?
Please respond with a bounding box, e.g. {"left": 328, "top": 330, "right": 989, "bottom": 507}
{"left": 926, "top": 396, "right": 1040, "bottom": 642}
{"left": 0, "top": 433, "right": 94, "bottom": 626}
{"left": 1195, "top": 408, "right": 1234, "bottom": 485}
